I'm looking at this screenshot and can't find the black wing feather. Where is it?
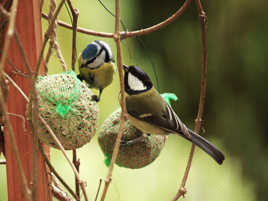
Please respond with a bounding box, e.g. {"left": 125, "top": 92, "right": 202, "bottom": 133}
{"left": 130, "top": 101, "right": 225, "bottom": 165}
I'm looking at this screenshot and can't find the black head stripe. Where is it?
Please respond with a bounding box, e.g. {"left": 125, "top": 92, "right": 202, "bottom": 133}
{"left": 94, "top": 40, "right": 110, "bottom": 62}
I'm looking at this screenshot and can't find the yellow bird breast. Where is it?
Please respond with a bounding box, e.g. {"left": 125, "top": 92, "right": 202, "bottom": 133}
{"left": 80, "top": 62, "right": 115, "bottom": 89}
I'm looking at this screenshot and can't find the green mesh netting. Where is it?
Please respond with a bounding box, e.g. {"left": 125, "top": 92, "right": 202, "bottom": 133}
{"left": 27, "top": 70, "right": 99, "bottom": 150}
{"left": 161, "top": 93, "right": 178, "bottom": 106}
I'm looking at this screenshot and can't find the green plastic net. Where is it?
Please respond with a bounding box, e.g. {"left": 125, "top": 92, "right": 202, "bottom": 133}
{"left": 28, "top": 70, "right": 99, "bottom": 150}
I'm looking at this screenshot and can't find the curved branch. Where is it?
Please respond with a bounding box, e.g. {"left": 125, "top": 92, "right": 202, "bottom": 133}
{"left": 100, "top": 0, "right": 126, "bottom": 200}
{"left": 123, "top": 0, "right": 192, "bottom": 38}
{"left": 172, "top": 1, "right": 208, "bottom": 200}
{"left": 42, "top": 0, "right": 192, "bottom": 39}
{"left": 42, "top": 13, "right": 114, "bottom": 38}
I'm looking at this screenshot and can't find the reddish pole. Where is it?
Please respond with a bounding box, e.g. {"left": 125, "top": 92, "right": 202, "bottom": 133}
{"left": 3, "top": 0, "right": 51, "bottom": 201}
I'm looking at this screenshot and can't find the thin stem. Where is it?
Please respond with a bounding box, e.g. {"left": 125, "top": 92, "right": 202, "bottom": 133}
{"left": 4, "top": 70, "right": 88, "bottom": 201}
{"left": 100, "top": 0, "right": 126, "bottom": 200}
{"left": 0, "top": 0, "right": 18, "bottom": 75}
{"left": 72, "top": 149, "right": 80, "bottom": 200}
{"left": 7, "top": 113, "right": 26, "bottom": 134}
{"left": 0, "top": 88, "right": 31, "bottom": 201}
{"left": 31, "top": 102, "right": 39, "bottom": 201}
{"left": 40, "top": 145, "right": 79, "bottom": 200}
{"left": 3, "top": 72, "right": 29, "bottom": 101}
{"left": 13, "top": 31, "right": 32, "bottom": 74}
{"left": 94, "top": 179, "right": 102, "bottom": 201}
{"left": 42, "top": 13, "right": 113, "bottom": 38}
{"left": 171, "top": 1, "right": 208, "bottom": 200}
{"left": 13, "top": 28, "right": 39, "bottom": 201}
{"left": 122, "top": 0, "right": 192, "bottom": 39}
{"left": 0, "top": 4, "right": 10, "bottom": 18}
{"left": 66, "top": 0, "right": 79, "bottom": 71}
{"left": 44, "top": 0, "right": 57, "bottom": 74}
{"left": 38, "top": 116, "right": 89, "bottom": 201}
{"left": 35, "top": 0, "right": 66, "bottom": 80}
{"left": 0, "top": 0, "right": 31, "bottom": 200}
{"left": 41, "top": 0, "right": 192, "bottom": 39}
{"left": 52, "top": 184, "right": 75, "bottom": 201}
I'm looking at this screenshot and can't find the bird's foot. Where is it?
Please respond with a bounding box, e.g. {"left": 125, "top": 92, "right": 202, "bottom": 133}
{"left": 120, "top": 134, "right": 149, "bottom": 146}
{"left": 91, "top": 95, "right": 100, "bottom": 102}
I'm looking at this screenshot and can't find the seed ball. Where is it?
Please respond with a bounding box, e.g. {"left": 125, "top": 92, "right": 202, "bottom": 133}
{"left": 27, "top": 71, "right": 99, "bottom": 150}
{"left": 98, "top": 108, "right": 166, "bottom": 169}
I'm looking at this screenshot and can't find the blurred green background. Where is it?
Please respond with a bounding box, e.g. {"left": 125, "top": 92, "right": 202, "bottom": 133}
{"left": 1, "top": 0, "right": 267, "bottom": 200}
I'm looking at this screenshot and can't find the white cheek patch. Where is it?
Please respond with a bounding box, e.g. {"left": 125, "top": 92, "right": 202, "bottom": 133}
{"left": 87, "top": 50, "right": 106, "bottom": 68}
{"left": 128, "top": 72, "right": 147, "bottom": 91}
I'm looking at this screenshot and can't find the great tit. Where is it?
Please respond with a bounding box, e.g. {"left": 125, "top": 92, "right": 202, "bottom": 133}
{"left": 77, "top": 40, "right": 116, "bottom": 102}
{"left": 123, "top": 65, "right": 225, "bottom": 165}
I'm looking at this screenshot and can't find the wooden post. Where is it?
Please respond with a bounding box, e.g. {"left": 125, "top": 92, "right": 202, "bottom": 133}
{"left": 3, "top": 0, "right": 51, "bottom": 201}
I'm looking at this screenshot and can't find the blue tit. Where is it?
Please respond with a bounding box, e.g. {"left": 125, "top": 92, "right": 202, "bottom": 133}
{"left": 123, "top": 65, "right": 225, "bottom": 165}
{"left": 77, "top": 40, "right": 116, "bottom": 102}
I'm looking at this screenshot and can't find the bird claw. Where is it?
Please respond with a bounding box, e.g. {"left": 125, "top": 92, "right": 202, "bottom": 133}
{"left": 91, "top": 95, "right": 100, "bottom": 102}
{"left": 120, "top": 134, "right": 148, "bottom": 146}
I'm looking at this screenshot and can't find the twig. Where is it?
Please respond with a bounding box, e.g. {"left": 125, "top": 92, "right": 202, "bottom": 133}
{"left": 0, "top": 87, "right": 31, "bottom": 201}
{"left": 72, "top": 149, "right": 80, "bottom": 200}
{"left": 31, "top": 92, "right": 39, "bottom": 201}
{"left": 42, "top": 13, "right": 113, "bottom": 38}
{"left": 38, "top": 116, "right": 89, "bottom": 201}
{"left": 40, "top": 145, "right": 79, "bottom": 200}
{"left": 171, "top": 1, "right": 208, "bottom": 200}
{"left": 3, "top": 72, "right": 29, "bottom": 101}
{"left": 44, "top": 0, "right": 57, "bottom": 73}
{"left": 7, "top": 113, "right": 26, "bottom": 131}
{"left": 13, "top": 27, "right": 39, "bottom": 201}
{"left": 5, "top": 57, "right": 31, "bottom": 77}
{"left": 4, "top": 70, "right": 88, "bottom": 201}
{"left": 0, "top": 0, "right": 31, "bottom": 200}
{"left": 13, "top": 31, "right": 32, "bottom": 75}
{"left": 52, "top": 184, "right": 75, "bottom": 201}
{"left": 35, "top": 0, "right": 66, "bottom": 80}
{"left": 66, "top": 0, "right": 79, "bottom": 71}
{"left": 94, "top": 179, "right": 102, "bottom": 201}
{"left": 41, "top": 0, "right": 192, "bottom": 40}
{"left": 47, "top": 0, "right": 68, "bottom": 73}
{"left": 12, "top": 32, "right": 40, "bottom": 199}
{"left": 121, "top": 0, "right": 192, "bottom": 39}
{"left": 0, "top": 0, "right": 18, "bottom": 75}
{"left": 100, "top": 0, "right": 126, "bottom": 200}
{"left": 67, "top": 1, "right": 81, "bottom": 196}
{"left": 0, "top": 4, "right": 10, "bottom": 18}
{"left": 44, "top": 0, "right": 67, "bottom": 73}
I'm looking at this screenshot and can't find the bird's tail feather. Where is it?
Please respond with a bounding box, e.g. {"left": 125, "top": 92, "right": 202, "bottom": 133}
{"left": 179, "top": 129, "right": 225, "bottom": 165}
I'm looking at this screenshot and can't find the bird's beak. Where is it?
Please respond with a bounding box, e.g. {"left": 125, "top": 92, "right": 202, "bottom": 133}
{"left": 123, "top": 64, "right": 128, "bottom": 72}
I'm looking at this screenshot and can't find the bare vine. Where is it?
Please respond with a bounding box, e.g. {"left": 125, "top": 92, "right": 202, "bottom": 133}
{"left": 0, "top": 0, "right": 209, "bottom": 200}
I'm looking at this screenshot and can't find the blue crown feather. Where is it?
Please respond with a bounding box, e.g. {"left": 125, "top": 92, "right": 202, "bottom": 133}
{"left": 82, "top": 43, "right": 99, "bottom": 60}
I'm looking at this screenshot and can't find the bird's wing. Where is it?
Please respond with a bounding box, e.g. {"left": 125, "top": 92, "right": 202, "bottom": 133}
{"left": 143, "top": 103, "right": 188, "bottom": 136}
{"left": 126, "top": 94, "right": 225, "bottom": 164}
{"left": 126, "top": 94, "right": 188, "bottom": 137}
